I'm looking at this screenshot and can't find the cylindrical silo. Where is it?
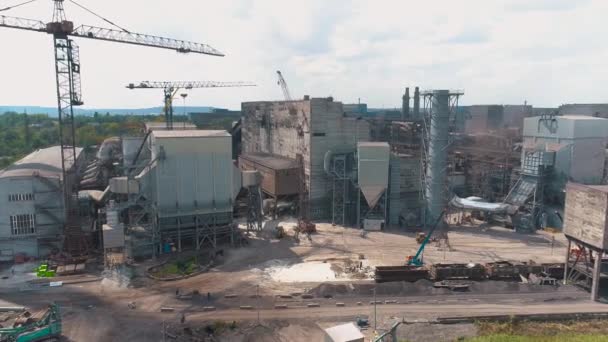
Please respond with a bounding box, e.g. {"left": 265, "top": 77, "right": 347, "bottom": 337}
{"left": 402, "top": 87, "right": 410, "bottom": 121}
{"left": 425, "top": 90, "right": 450, "bottom": 223}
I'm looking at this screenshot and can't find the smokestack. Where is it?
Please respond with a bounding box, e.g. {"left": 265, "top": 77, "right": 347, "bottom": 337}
{"left": 402, "top": 87, "right": 410, "bottom": 121}
{"left": 413, "top": 87, "right": 420, "bottom": 120}
{"left": 425, "top": 90, "right": 450, "bottom": 224}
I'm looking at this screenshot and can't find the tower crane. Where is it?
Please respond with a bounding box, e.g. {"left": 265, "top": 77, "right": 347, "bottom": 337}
{"left": 276, "top": 70, "right": 293, "bottom": 102}
{"left": 276, "top": 70, "right": 299, "bottom": 115}
{"left": 126, "top": 81, "right": 256, "bottom": 129}
{"left": 0, "top": 0, "right": 224, "bottom": 255}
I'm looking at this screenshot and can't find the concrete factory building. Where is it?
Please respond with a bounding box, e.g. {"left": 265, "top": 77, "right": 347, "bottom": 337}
{"left": 241, "top": 97, "right": 371, "bottom": 219}
{"left": 0, "top": 146, "right": 83, "bottom": 260}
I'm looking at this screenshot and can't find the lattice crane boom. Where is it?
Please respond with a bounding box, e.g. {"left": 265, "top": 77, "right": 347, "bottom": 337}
{"left": 0, "top": 14, "right": 224, "bottom": 56}
{"left": 276, "top": 70, "right": 292, "bottom": 102}
{"left": 126, "top": 81, "right": 256, "bottom": 129}
{"left": 127, "top": 81, "right": 254, "bottom": 90}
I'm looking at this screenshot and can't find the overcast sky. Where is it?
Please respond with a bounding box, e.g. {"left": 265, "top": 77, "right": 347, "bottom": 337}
{"left": 1, "top": 0, "right": 607, "bottom": 110}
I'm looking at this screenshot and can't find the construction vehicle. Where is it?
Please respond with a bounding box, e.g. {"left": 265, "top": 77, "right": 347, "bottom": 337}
{"left": 0, "top": 0, "right": 222, "bottom": 256}
{"left": 407, "top": 211, "right": 446, "bottom": 266}
{"left": 0, "top": 304, "right": 61, "bottom": 342}
{"left": 415, "top": 232, "right": 426, "bottom": 244}
{"left": 275, "top": 226, "right": 285, "bottom": 239}
{"left": 126, "top": 81, "right": 255, "bottom": 129}
{"left": 276, "top": 71, "right": 297, "bottom": 115}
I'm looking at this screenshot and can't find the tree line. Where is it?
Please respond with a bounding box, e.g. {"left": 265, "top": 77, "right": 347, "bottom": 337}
{"left": 0, "top": 111, "right": 188, "bottom": 169}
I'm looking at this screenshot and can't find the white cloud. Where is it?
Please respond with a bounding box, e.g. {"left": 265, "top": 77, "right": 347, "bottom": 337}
{"left": 0, "top": 0, "right": 606, "bottom": 110}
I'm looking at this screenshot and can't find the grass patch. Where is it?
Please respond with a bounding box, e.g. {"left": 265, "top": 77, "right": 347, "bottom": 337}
{"left": 467, "top": 334, "right": 608, "bottom": 342}
{"left": 469, "top": 319, "right": 608, "bottom": 342}
{"left": 151, "top": 257, "right": 200, "bottom": 277}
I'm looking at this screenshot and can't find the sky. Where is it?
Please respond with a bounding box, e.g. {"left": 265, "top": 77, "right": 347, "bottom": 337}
{"left": 0, "top": 0, "right": 607, "bottom": 110}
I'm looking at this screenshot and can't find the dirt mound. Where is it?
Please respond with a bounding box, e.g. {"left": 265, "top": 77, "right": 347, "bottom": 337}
{"left": 308, "top": 283, "right": 349, "bottom": 297}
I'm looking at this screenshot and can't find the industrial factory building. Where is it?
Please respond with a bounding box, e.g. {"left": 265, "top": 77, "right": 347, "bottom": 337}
{"left": 106, "top": 129, "right": 240, "bottom": 259}
{"left": 2, "top": 92, "right": 608, "bottom": 265}
{"left": 241, "top": 97, "right": 372, "bottom": 220}
{"left": 523, "top": 115, "right": 608, "bottom": 185}
{"left": 0, "top": 146, "right": 84, "bottom": 260}
{"left": 240, "top": 93, "right": 460, "bottom": 229}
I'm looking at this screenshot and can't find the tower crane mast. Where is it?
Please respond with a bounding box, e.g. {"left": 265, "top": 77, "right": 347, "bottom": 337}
{"left": 0, "top": 0, "right": 224, "bottom": 255}
{"left": 126, "top": 81, "right": 256, "bottom": 129}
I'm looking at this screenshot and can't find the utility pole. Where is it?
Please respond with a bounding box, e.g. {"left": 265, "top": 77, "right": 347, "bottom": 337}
{"left": 257, "top": 285, "right": 261, "bottom": 324}
{"left": 373, "top": 287, "right": 377, "bottom": 332}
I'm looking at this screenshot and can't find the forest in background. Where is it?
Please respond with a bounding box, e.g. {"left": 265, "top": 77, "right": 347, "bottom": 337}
{"left": 0, "top": 111, "right": 192, "bottom": 169}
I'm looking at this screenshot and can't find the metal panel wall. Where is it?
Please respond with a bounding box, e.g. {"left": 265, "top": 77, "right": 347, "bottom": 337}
{"left": 357, "top": 142, "right": 390, "bottom": 208}
{"left": 152, "top": 133, "right": 233, "bottom": 217}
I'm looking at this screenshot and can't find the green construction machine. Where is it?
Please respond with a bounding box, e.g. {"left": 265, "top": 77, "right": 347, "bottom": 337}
{"left": 0, "top": 304, "right": 62, "bottom": 342}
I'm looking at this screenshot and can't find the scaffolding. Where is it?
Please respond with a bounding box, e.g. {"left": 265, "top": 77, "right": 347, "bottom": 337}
{"left": 246, "top": 184, "right": 263, "bottom": 233}
{"left": 564, "top": 238, "right": 606, "bottom": 301}
{"left": 331, "top": 154, "right": 348, "bottom": 226}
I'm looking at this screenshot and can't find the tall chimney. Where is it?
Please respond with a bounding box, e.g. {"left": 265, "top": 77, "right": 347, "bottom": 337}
{"left": 413, "top": 87, "right": 420, "bottom": 120}
{"left": 402, "top": 87, "right": 410, "bottom": 121}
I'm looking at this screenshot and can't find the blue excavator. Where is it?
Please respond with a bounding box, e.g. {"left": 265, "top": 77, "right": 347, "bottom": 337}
{"left": 407, "top": 210, "right": 446, "bottom": 266}
{"left": 0, "top": 304, "right": 61, "bottom": 342}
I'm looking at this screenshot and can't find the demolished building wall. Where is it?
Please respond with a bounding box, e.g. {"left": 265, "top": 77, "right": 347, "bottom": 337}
{"left": 242, "top": 98, "right": 370, "bottom": 219}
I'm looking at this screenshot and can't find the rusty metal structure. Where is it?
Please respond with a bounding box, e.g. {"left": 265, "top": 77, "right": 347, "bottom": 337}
{"left": 449, "top": 131, "right": 521, "bottom": 201}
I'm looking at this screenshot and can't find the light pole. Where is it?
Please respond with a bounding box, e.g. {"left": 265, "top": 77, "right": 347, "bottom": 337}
{"left": 257, "top": 284, "right": 261, "bottom": 324}
{"left": 180, "top": 93, "right": 188, "bottom": 117}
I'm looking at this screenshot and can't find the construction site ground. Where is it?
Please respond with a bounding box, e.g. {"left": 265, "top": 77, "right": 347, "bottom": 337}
{"left": 0, "top": 220, "right": 602, "bottom": 342}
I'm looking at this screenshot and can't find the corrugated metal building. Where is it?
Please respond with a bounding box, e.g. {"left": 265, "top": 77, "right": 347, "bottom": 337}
{"left": 144, "top": 122, "right": 197, "bottom": 132}
{"left": 523, "top": 115, "right": 608, "bottom": 184}
{"left": 125, "top": 130, "right": 236, "bottom": 254}
{"left": 239, "top": 153, "right": 299, "bottom": 197}
{"left": 148, "top": 130, "right": 234, "bottom": 218}
{"left": 0, "top": 146, "right": 83, "bottom": 260}
{"left": 241, "top": 97, "right": 371, "bottom": 219}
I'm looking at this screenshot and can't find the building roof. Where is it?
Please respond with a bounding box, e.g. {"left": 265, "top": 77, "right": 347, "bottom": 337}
{"left": 240, "top": 152, "right": 299, "bottom": 170}
{"left": 152, "top": 130, "right": 230, "bottom": 139}
{"left": 145, "top": 122, "right": 197, "bottom": 131}
{"left": 559, "top": 115, "right": 607, "bottom": 120}
{"left": 358, "top": 142, "right": 389, "bottom": 147}
{"left": 324, "top": 323, "right": 364, "bottom": 342}
{"left": 0, "top": 146, "right": 83, "bottom": 179}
